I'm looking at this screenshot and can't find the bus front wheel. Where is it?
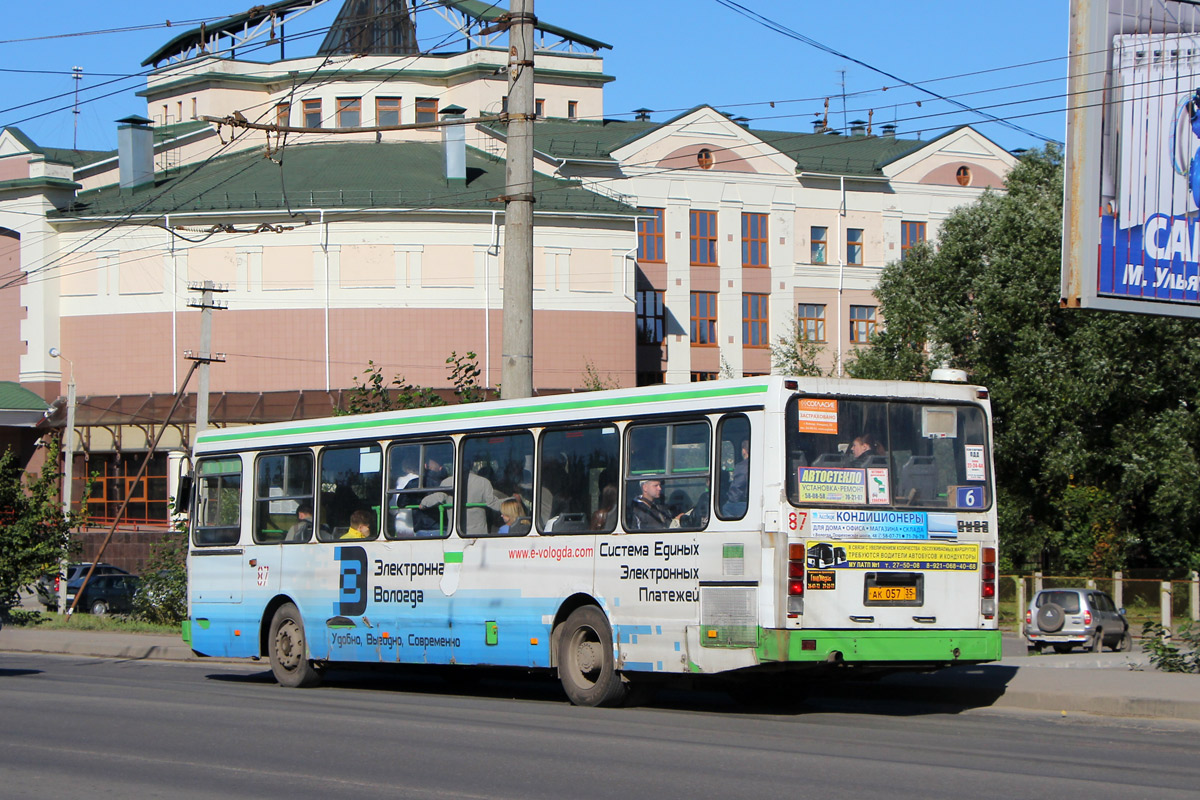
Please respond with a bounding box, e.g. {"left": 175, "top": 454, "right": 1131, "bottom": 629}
{"left": 269, "top": 603, "right": 321, "bottom": 688}
{"left": 557, "top": 606, "right": 627, "bottom": 707}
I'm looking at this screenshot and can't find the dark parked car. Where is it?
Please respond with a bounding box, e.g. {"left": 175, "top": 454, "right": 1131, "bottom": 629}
{"left": 1025, "top": 587, "right": 1131, "bottom": 653}
{"left": 36, "top": 563, "right": 130, "bottom": 610}
{"left": 74, "top": 574, "right": 141, "bottom": 615}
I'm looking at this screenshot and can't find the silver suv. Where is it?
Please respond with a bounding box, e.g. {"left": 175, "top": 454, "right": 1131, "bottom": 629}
{"left": 1025, "top": 588, "right": 1131, "bottom": 653}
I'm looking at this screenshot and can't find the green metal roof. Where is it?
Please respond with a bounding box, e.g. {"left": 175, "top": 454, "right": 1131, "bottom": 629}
{"left": 481, "top": 114, "right": 929, "bottom": 176}
{"left": 52, "top": 140, "right": 638, "bottom": 219}
{"left": 444, "top": 0, "right": 611, "bottom": 51}
{"left": 143, "top": 0, "right": 316, "bottom": 67}
{"left": 0, "top": 382, "right": 49, "bottom": 412}
{"left": 2, "top": 126, "right": 113, "bottom": 168}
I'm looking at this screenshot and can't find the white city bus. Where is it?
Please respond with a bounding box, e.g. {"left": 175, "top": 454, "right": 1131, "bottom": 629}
{"left": 184, "top": 376, "right": 1000, "bottom": 705}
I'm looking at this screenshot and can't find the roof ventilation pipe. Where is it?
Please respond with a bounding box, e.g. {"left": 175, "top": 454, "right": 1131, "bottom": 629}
{"left": 849, "top": 119, "right": 867, "bottom": 136}
{"left": 881, "top": 123, "right": 897, "bottom": 138}
{"left": 117, "top": 115, "right": 154, "bottom": 192}
{"left": 440, "top": 104, "right": 467, "bottom": 186}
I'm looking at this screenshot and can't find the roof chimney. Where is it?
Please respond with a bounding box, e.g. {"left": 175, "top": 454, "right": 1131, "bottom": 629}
{"left": 732, "top": 116, "right": 751, "bottom": 128}
{"left": 440, "top": 104, "right": 467, "bottom": 186}
{"left": 881, "top": 123, "right": 897, "bottom": 138}
{"left": 117, "top": 114, "right": 154, "bottom": 192}
{"left": 633, "top": 108, "right": 652, "bottom": 122}
{"left": 812, "top": 119, "right": 827, "bottom": 133}
{"left": 849, "top": 119, "right": 867, "bottom": 136}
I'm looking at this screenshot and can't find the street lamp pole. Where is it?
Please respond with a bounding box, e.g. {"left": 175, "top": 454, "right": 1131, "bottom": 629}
{"left": 49, "top": 347, "right": 76, "bottom": 615}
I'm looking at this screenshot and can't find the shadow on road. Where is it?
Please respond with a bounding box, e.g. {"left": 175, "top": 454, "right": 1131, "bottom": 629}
{"left": 200, "top": 661, "right": 1021, "bottom": 716}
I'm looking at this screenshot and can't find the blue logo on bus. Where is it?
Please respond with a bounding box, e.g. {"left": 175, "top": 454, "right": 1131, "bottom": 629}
{"left": 335, "top": 546, "right": 368, "bottom": 615}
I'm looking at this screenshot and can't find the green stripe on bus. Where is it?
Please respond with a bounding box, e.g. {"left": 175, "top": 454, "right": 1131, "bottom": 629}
{"left": 443, "top": 552, "right": 464, "bottom": 564}
{"left": 196, "top": 384, "right": 769, "bottom": 445}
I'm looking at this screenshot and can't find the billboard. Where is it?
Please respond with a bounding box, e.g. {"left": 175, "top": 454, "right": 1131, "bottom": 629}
{"left": 1062, "top": 0, "right": 1200, "bottom": 315}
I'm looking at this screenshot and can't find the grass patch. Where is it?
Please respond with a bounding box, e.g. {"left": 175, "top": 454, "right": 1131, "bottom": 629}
{"left": 8, "top": 609, "right": 179, "bottom": 635}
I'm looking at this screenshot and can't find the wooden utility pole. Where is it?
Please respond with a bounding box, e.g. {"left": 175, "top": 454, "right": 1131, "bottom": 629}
{"left": 501, "top": 0, "right": 535, "bottom": 399}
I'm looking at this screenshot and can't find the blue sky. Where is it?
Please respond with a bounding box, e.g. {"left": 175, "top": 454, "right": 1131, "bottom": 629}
{"left": 1, "top": 1, "right": 1069, "bottom": 153}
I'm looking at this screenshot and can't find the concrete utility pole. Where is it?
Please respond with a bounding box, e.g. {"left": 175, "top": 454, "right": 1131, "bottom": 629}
{"left": 48, "top": 347, "right": 75, "bottom": 614}
{"left": 186, "top": 281, "right": 228, "bottom": 432}
{"left": 501, "top": 0, "right": 535, "bottom": 399}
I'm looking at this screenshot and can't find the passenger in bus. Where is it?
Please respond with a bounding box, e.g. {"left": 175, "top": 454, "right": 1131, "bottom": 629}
{"left": 589, "top": 484, "right": 619, "bottom": 531}
{"left": 627, "top": 478, "right": 684, "bottom": 531}
{"left": 421, "top": 467, "right": 511, "bottom": 535}
{"left": 394, "top": 455, "right": 420, "bottom": 491}
{"left": 727, "top": 440, "right": 750, "bottom": 505}
{"left": 285, "top": 503, "right": 317, "bottom": 542}
{"left": 498, "top": 498, "right": 531, "bottom": 535}
{"left": 849, "top": 433, "right": 885, "bottom": 467}
{"left": 340, "top": 509, "right": 374, "bottom": 539}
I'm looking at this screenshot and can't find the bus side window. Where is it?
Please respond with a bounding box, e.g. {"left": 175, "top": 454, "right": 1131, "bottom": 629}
{"left": 624, "top": 421, "right": 710, "bottom": 532}
{"left": 539, "top": 424, "right": 619, "bottom": 534}
{"left": 318, "top": 443, "right": 383, "bottom": 542}
{"left": 459, "top": 431, "right": 533, "bottom": 537}
{"left": 193, "top": 457, "right": 243, "bottom": 546}
{"left": 254, "top": 452, "right": 314, "bottom": 544}
{"left": 716, "top": 414, "right": 750, "bottom": 521}
{"left": 386, "top": 439, "right": 455, "bottom": 539}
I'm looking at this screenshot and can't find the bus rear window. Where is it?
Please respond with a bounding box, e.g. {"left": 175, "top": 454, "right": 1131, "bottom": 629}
{"left": 785, "top": 397, "right": 990, "bottom": 510}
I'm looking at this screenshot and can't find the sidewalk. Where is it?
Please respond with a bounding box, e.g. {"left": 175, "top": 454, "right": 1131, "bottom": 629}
{"left": 3, "top": 626, "right": 1199, "bottom": 721}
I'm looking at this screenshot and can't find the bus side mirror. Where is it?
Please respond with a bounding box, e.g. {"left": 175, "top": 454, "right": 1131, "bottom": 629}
{"left": 175, "top": 474, "right": 193, "bottom": 514}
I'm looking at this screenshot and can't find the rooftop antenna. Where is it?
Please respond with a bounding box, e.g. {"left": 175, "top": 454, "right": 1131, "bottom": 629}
{"left": 71, "top": 66, "right": 82, "bottom": 150}
{"left": 838, "top": 69, "right": 847, "bottom": 134}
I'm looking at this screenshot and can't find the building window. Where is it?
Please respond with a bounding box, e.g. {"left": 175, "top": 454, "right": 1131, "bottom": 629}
{"left": 690, "top": 291, "right": 717, "bottom": 345}
{"left": 636, "top": 289, "right": 665, "bottom": 345}
{"left": 743, "top": 293, "right": 769, "bottom": 347}
{"left": 691, "top": 372, "right": 718, "bottom": 382}
{"left": 742, "top": 212, "right": 768, "bottom": 267}
{"left": 302, "top": 98, "right": 322, "bottom": 129}
{"left": 850, "top": 305, "right": 877, "bottom": 343}
{"left": 535, "top": 98, "right": 545, "bottom": 117}
{"left": 901, "top": 221, "right": 926, "bottom": 260}
{"left": 275, "top": 102, "right": 290, "bottom": 127}
{"left": 87, "top": 452, "right": 169, "bottom": 525}
{"left": 690, "top": 210, "right": 717, "bottom": 266}
{"left": 956, "top": 165, "right": 972, "bottom": 186}
{"left": 637, "top": 371, "right": 665, "bottom": 386}
{"left": 416, "top": 97, "right": 438, "bottom": 123}
{"left": 337, "top": 97, "right": 362, "bottom": 128}
{"left": 847, "top": 228, "right": 864, "bottom": 266}
{"left": 797, "top": 303, "right": 826, "bottom": 342}
{"left": 376, "top": 96, "right": 401, "bottom": 126}
{"left": 501, "top": 95, "right": 509, "bottom": 114}
{"left": 638, "top": 207, "right": 665, "bottom": 262}
{"left": 697, "top": 148, "right": 714, "bottom": 169}
{"left": 811, "top": 226, "right": 827, "bottom": 264}
{"left": 567, "top": 100, "right": 578, "bottom": 119}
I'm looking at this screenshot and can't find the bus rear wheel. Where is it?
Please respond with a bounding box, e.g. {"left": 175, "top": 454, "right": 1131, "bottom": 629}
{"left": 557, "top": 606, "right": 627, "bottom": 707}
{"left": 269, "top": 603, "right": 321, "bottom": 688}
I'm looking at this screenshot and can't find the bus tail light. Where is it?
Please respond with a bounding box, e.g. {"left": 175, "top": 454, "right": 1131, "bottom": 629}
{"left": 980, "top": 547, "right": 996, "bottom": 619}
{"left": 787, "top": 543, "right": 805, "bottom": 616}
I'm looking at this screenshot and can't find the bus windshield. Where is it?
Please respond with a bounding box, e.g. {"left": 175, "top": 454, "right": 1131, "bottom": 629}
{"left": 785, "top": 395, "right": 990, "bottom": 510}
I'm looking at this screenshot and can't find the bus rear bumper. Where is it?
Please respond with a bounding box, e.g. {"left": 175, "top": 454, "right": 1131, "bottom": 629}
{"left": 755, "top": 628, "right": 1002, "bottom": 666}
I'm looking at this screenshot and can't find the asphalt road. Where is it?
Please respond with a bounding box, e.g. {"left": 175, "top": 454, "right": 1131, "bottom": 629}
{"left": 3, "top": 652, "right": 1198, "bottom": 799}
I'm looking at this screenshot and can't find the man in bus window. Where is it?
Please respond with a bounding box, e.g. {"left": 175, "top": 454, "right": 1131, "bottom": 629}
{"left": 727, "top": 439, "right": 750, "bottom": 505}
{"left": 627, "top": 478, "right": 683, "bottom": 531}
{"left": 285, "top": 503, "right": 315, "bottom": 542}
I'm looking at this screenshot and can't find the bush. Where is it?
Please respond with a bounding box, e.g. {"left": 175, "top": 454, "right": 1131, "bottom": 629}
{"left": 132, "top": 530, "right": 187, "bottom": 626}
{"left": 1141, "top": 620, "right": 1200, "bottom": 673}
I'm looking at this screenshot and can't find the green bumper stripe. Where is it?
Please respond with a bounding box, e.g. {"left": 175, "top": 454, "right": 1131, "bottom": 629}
{"left": 181, "top": 620, "right": 191, "bottom": 646}
{"left": 756, "top": 629, "right": 1002, "bottom": 664}
{"left": 443, "top": 552, "right": 464, "bottom": 564}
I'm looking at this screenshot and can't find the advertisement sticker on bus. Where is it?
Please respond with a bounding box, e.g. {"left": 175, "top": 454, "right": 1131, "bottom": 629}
{"left": 797, "top": 467, "right": 865, "bottom": 504}
{"left": 796, "top": 397, "right": 838, "bottom": 434}
{"left": 867, "top": 468, "right": 890, "bottom": 504}
{"left": 810, "top": 509, "right": 928, "bottom": 540}
{"left": 806, "top": 540, "right": 980, "bottom": 571}
{"left": 964, "top": 444, "right": 986, "bottom": 481}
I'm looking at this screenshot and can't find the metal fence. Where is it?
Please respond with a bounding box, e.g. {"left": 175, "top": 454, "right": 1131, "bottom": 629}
{"left": 1000, "top": 571, "right": 1200, "bottom": 638}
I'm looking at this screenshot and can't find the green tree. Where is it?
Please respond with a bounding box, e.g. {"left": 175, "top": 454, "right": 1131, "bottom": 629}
{"left": 771, "top": 319, "right": 834, "bottom": 377}
{"left": 0, "top": 438, "right": 87, "bottom": 621}
{"left": 336, "top": 360, "right": 446, "bottom": 415}
{"left": 849, "top": 145, "right": 1200, "bottom": 573}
